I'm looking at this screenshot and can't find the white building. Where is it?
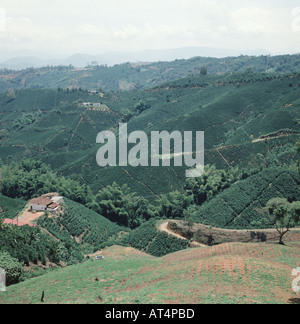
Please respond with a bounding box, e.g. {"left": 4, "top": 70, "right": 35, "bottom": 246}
{"left": 29, "top": 194, "right": 63, "bottom": 212}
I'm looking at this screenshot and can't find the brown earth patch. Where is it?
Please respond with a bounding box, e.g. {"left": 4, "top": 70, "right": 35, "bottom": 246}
{"left": 16, "top": 207, "right": 45, "bottom": 225}
{"left": 164, "top": 220, "right": 300, "bottom": 246}
{"left": 90, "top": 245, "right": 154, "bottom": 260}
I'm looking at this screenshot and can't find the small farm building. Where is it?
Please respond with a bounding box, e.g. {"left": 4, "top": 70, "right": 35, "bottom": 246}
{"left": 29, "top": 195, "right": 63, "bottom": 212}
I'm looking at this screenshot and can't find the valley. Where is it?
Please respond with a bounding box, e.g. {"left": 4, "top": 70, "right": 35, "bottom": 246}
{"left": 0, "top": 53, "right": 300, "bottom": 305}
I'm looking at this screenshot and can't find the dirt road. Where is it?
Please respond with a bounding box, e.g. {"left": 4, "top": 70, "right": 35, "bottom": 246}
{"left": 158, "top": 221, "right": 206, "bottom": 247}
{"left": 158, "top": 220, "right": 300, "bottom": 246}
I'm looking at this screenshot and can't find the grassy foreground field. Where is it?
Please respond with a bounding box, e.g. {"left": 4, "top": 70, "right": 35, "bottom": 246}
{"left": 1, "top": 243, "right": 299, "bottom": 304}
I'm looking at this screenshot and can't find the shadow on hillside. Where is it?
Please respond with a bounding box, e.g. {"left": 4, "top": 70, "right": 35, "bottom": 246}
{"left": 288, "top": 298, "right": 300, "bottom": 304}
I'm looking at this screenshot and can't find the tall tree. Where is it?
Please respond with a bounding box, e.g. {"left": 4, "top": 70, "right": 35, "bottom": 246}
{"left": 266, "top": 198, "right": 300, "bottom": 245}
{"left": 6, "top": 88, "right": 16, "bottom": 103}
{"left": 96, "top": 182, "right": 138, "bottom": 228}
{"left": 158, "top": 191, "right": 193, "bottom": 220}
{"left": 200, "top": 66, "right": 208, "bottom": 76}
{"left": 185, "top": 165, "right": 241, "bottom": 205}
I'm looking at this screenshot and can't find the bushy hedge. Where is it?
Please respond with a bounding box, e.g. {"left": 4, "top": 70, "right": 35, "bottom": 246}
{"left": 0, "top": 221, "right": 83, "bottom": 267}
{"left": 0, "top": 252, "right": 23, "bottom": 286}
{"left": 121, "top": 220, "right": 189, "bottom": 256}
{"left": 147, "top": 232, "right": 189, "bottom": 257}
{"left": 38, "top": 198, "right": 123, "bottom": 251}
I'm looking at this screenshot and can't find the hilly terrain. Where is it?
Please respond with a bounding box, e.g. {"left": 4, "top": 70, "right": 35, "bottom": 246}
{"left": 192, "top": 168, "right": 300, "bottom": 229}
{"left": 0, "top": 243, "right": 299, "bottom": 304}
{"left": 0, "top": 71, "right": 299, "bottom": 203}
{"left": 0, "top": 54, "right": 300, "bottom": 305}
{"left": 1, "top": 53, "right": 300, "bottom": 93}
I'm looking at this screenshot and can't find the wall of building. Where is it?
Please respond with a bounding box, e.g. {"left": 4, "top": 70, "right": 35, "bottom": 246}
{"left": 30, "top": 204, "right": 46, "bottom": 211}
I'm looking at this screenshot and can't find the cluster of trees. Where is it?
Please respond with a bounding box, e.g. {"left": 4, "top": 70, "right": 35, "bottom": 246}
{"left": 158, "top": 191, "right": 193, "bottom": 220}
{"left": 38, "top": 198, "right": 122, "bottom": 252}
{"left": 121, "top": 101, "right": 151, "bottom": 122}
{"left": 87, "top": 183, "right": 157, "bottom": 229}
{"left": 200, "top": 66, "right": 208, "bottom": 76}
{"left": 119, "top": 219, "right": 189, "bottom": 257}
{"left": 262, "top": 138, "right": 300, "bottom": 244}
{"left": 57, "top": 87, "right": 88, "bottom": 94}
{"left": 13, "top": 112, "right": 42, "bottom": 130}
{"left": 0, "top": 252, "right": 23, "bottom": 286}
{"left": 1, "top": 136, "right": 300, "bottom": 246}
{"left": 0, "top": 217, "right": 84, "bottom": 285}
{"left": 87, "top": 183, "right": 199, "bottom": 229}
{"left": 0, "top": 160, "right": 92, "bottom": 205}
{"left": 185, "top": 165, "right": 245, "bottom": 205}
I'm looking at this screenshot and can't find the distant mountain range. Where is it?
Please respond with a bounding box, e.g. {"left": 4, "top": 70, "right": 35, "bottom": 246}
{"left": 0, "top": 46, "right": 269, "bottom": 70}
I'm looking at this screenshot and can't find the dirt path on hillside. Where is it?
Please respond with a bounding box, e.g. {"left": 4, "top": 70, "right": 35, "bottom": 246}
{"left": 159, "top": 221, "right": 187, "bottom": 240}
{"left": 159, "top": 221, "right": 300, "bottom": 246}
{"left": 159, "top": 222, "right": 206, "bottom": 247}
{"left": 251, "top": 132, "right": 298, "bottom": 143}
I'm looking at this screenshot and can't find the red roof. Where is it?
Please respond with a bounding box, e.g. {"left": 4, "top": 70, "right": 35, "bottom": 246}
{"left": 2, "top": 219, "right": 36, "bottom": 227}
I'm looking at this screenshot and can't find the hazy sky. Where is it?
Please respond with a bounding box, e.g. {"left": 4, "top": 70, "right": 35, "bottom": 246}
{"left": 0, "top": 0, "right": 300, "bottom": 59}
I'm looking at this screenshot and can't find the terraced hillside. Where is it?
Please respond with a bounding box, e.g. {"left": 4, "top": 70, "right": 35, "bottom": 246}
{"left": 193, "top": 168, "right": 300, "bottom": 229}
{"left": 37, "top": 198, "right": 123, "bottom": 251}
{"left": 0, "top": 244, "right": 299, "bottom": 304}
{"left": 0, "top": 72, "right": 299, "bottom": 202}
{"left": 1, "top": 53, "right": 300, "bottom": 306}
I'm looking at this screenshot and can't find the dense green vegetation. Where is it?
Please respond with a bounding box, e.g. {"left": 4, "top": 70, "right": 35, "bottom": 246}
{"left": 158, "top": 191, "right": 193, "bottom": 220}
{"left": 0, "top": 252, "right": 23, "bottom": 286}
{"left": 266, "top": 198, "right": 300, "bottom": 244}
{"left": 91, "top": 182, "right": 158, "bottom": 228}
{"left": 0, "top": 71, "right": 299, "bottom": 204}
{"left": 120, "top": 219, "right": 189, "bottom": 257}
{"left": 0, "top": 218, "right": 84, "bottom": 268}
{"left": 0, "top": 160, "right": 92, "bottom": 204}
{"left": 37, "top": 198, "right": 123, "bottom": 252}
{"left": 0, "top": 194, "right": 25, "bottom": 219}
{"left": 0, "top": 55, "right": 300, "bottom": 291}
{"left": 192, "top": 168, "right": 300, "bottom": 229}
{"left": 185, "top": 165, "right": 244, "bottom": 205}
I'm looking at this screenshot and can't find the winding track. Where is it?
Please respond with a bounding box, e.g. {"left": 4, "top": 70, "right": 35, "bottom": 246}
{"left": 158, "top": 220, "right": 300, "bottom": 246}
